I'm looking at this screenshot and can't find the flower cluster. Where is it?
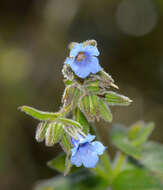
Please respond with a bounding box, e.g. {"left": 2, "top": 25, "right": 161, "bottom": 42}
{"left": 20, "top": 39, "right": 132, "bottom": 173}
{"left": 63, "top": 41, "right": 106, "bottom": 168}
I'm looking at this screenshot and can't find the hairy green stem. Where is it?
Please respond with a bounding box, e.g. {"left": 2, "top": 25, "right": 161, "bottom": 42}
{"left": 111, "top": 152, "right": 126, "bottom": 181}
{"left": 60, "top": 104, "right": 71, "bottom": 117}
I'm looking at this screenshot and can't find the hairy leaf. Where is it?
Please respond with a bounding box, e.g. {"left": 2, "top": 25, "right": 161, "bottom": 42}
{"left": 85, "top": 80, "right": 100, "bottom": 93}
{"left": 59, "top": 117, "right": 83, "bottom": 129}
{"left": 62, "top": 85, "right": 82, "bottom": 109}
{"left": 99, "top": 100, "right": 112, "bottom": 122}
{"left": 89, "top": 95, "right": 99, "bottom": 117}
{"left": 19, "top": 106, "right": 60, "bottom": 121}
{"left": 105, "top": 91, "right": 132, "bottom": 106}
{"left": 80, "top": 95, "right": 91, "bottom": 119}
{"left": 73, "top": 107, "right": 90, "bottom": 134}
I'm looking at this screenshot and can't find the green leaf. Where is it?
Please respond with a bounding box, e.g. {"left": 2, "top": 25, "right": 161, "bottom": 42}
{"left": 71, "top": 87, "right": 82, "bottom": 109}
{"left": 98, "top": 69, "right": 114, "bottom": 84}
{"left": 113, "top": 169, "right": 163, "bottom": 190}
{"left": 34, "top": 170, "right": 108, "bottom": 190}
{"left": 105, "top": 91, "right": 132, "bottom": 106}
{"left": 80, "top": 95, "right": 93, "bottom": 120}
{"left": 141, "top": 141, "right": 163, "bottom": 177}
{"left": 59, "top": 117, "right": 83, "bottom": 129}
{"left": 35, "top": 121, "right": 49, "bottom": 142}
{"left": 110, "top": 125, "right": 141, "bottom": 159}
{"left": 89, "top": 95, "right": 99, "bottom": 117}
{"left": 73, "top": 107, "right": 90, "bottom": 134}
{"left": 80, "top": 95, "right": 100, "bottom": 121}
{"left": 62, "top": 85, "right": 82, "bottom": 109}
{"left": 19, "top": 106, "right": 60, "bottom": 121}
{"left": 85, "top": 80, "right": 100, "bottom": 93}
{"left": 128, "top": 121, "right": 145, "bottom": 140}
{"left": 60, "top": 133, "right": 72, "bottom": 154}
{"left": 131, "top": 122, "right": 154, "bottom": 147}
{"left": 34, "top": 175, "right": 70, "bottom": 190}
{"left": 47, "top": 154, "right": 66, "bottom": 173}
{"left": 99, "top": 100, "right": 112, "bottom": 122}
{"left": 47, "top": 153, "right": 76, "bottom": 176}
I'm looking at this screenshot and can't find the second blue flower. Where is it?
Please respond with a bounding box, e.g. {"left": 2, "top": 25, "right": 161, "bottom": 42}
{"left": 71, "top": 133, "right": 106, "bottom": 168}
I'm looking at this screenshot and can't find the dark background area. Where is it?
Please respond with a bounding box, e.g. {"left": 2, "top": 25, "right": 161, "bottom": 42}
{"left": 0, "top": 0, "right": 163, "bottom": 189}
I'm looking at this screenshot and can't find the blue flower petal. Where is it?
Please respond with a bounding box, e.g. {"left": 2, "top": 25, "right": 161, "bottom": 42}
{"left": 64, "top": 57, "right": 74, "bottom": 65}
{"left": 72, "top": 62, "right": 91, "bottom": 79}
{"left": 84, "top": 45, "right": 100, "bottom": 56}
{"left": 89, "top": 57, "right": 101, "bottom": 74}
{"left": 73, "top": 134, "right": 95, "bottom": 145}
{"left": 79, "top": 143, "right": 99, "bottom": 168}
{"left": 70, "top": 43, "right": 82, "bottom": 57}
{"left": 68, "top": 61, "right": 82, "bottom": 74}
{"left": 71, "top": 151, "right": 82, "bottom": 167}
{"left": 70, "top": 57, "right": 101, "bottom": 78}
{"left": 80, "top": 134, "right": 95, "bottom": 144}
{"left": 71, "top": 146, "right": 78, "bottom": 156}
{"left": 92, "top": 141, "right": 106, "bottom": 155}
{"left": 71, "top": 137, "right": 80, "bottom": 146}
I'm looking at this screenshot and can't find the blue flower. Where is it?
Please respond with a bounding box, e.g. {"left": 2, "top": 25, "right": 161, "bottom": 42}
{"left": 71, "top": 133, "right": 106, "bottom": 168}
{"left": 65, "top": 43, "right": 101, "bottom": 79}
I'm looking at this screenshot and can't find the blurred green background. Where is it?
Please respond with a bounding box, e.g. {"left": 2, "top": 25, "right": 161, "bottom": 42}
{"left": 0, "top": 0, "right": 163, "bottom": 189}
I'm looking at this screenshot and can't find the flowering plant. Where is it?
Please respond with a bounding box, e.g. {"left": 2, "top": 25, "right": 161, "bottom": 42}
{"left": 19, "top": 40, "right": 163, "bottom": 190}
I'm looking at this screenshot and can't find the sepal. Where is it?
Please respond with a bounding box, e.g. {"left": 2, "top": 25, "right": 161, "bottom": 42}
{"left": 45, "top": 122, "right": 64, "bottom": 147}
{"left": 62, "top": 64, "right": 74, "bottom": 81}
{"left": 35, "top": 121, "right": 49, "bottom": 142}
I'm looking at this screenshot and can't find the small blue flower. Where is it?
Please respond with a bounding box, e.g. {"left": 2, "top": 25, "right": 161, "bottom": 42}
{"left": 65, "top": 43, "right": 101, "bottom": 79}
{"left": 71, "top": 133, "right": 106, "bottom": 168}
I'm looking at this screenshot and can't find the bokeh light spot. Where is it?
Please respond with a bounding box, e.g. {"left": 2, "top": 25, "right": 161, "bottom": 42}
{"left": 116, "top": 0, "right": 158, "bottom": 36}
